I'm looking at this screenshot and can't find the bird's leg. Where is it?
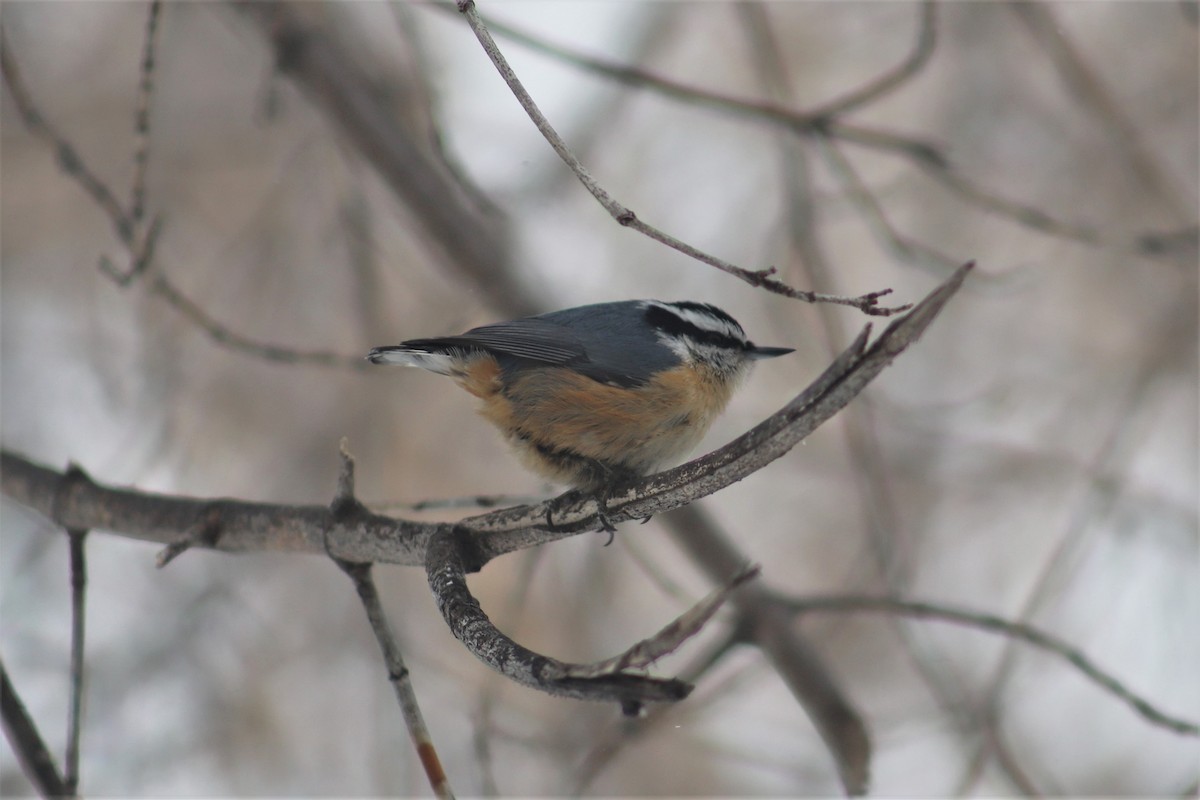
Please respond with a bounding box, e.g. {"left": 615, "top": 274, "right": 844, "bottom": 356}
{"left": 541, "top": 458, "right": 636, "bottom": 544}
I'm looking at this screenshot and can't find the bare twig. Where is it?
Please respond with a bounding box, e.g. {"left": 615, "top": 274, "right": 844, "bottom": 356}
{"left": 335, "top": 560, "right": 453, "bottom": 798}
{"left": 785, "top": 595, "right": 1200, "bottom": 737}
{"left": 812, "top": 133, "right": 966, "bottom": 275}
{"left": 3, "top": 3, "right": 163, "bottom": 289}
{"left": 1, "top": 30, "right": 369, "bottom": 370}
{"left": 100, "top": 0, "right": 165, "bottom": 287}
{"left": 64, "top": 530, "right": 88, "bottom": 795}
{"left": 566, "top": 565, "right": 759, "bottom": 679}
{"left": 129, "top": 0, "right": 162, "bottom": 228}
{"left": 1, "top": 30, "right": 130, "bottom": 242}
{"left": 155, "top": 505, "right": 223, "bottom": 568}
{"left": 435, "top": 2, "right": 823, "bottom": 130}
{"left": 145, "top": 276, "right": 367, "bottom": 369}
{"left": 739, "top": 7, "right": 1015, "bottom": 787}
{"left": 958, "top": 305, "right": 1197, "bottom": 794}
{"left": 808, "top": 1, "right": 938, "bottom": 117}
{"left": 445, "top": 3, "right": 1187, "bottom": 264}
{"left": 666, "top": 504, "right": 872, "bottom": 795}
{"left": 327, "top": 443, "right": 453, "bottom": 799}
{"left": 452, "top": 0, "right": 909, "bottom": 317}
{"left": 573, "top": 623, "right": 748, "bottom": 786}
{"left": 1008, "top": 0, "right": 1195, "bottom": 223}
{"left": 0, "top": 659, "right": 71, "bottom": 798}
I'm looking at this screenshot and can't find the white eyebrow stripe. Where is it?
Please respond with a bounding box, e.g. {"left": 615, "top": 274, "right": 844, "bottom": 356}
{"left": 644, "top": 301, "right": 747, "bottom": 343}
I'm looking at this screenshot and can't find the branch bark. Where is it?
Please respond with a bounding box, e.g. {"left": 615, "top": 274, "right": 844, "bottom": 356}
{"left": 424, "top": 529, "right": 749, "bottom": 712}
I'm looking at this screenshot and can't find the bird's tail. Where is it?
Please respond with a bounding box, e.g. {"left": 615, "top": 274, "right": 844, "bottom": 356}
{"left": 366, "top": 342, "right": 459, "bottom": 375}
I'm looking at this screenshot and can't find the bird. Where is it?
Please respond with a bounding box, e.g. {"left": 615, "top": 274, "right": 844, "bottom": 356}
{"left": 367, "top": 300, "right": 793, "bottom": 528}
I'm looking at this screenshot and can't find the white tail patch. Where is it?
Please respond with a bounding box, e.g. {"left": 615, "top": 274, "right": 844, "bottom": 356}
{"left": 367, "top": 347, "right": 457, "bottom": 376}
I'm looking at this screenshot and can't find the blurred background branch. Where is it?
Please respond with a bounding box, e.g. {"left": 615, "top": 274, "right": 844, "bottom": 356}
{"left": 2, "top": 1, "right": 1196, "bottom": 796}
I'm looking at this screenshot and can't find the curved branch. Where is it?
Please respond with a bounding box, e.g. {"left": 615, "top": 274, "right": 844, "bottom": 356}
{"left": 0, "top": 262, "right": 973, "bottom": 568}
{"left": 425, "top": 529, "right": 696, "bottom": 712}
{"left": 807, "top": 1, "right": 938, "bottom": 118}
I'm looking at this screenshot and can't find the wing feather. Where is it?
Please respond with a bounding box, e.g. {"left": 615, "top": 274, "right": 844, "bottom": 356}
{"left": 400, "top": 318, "right": 585, "bottom": 364}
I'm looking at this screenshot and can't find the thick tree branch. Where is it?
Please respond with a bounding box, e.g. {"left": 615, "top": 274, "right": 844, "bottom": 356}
{"left": 0, "top": 456, "right": 430, "bottom": 564}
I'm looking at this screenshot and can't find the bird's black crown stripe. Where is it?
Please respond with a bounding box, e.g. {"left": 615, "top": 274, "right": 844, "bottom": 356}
{"left": 644, "top": 303, "right": 747, "bottom": 350}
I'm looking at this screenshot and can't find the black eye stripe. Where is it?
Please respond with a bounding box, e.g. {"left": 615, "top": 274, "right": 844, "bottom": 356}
{"left": 644, "top": 304, "right": 747, "bottom": 350}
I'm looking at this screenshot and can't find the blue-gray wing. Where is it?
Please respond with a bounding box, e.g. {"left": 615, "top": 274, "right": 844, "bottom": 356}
{"left": 400, "top": 318, "right": 586, "bottom": 364}
{"left": 401, "top": 302, "right": 681, "bottom": 387}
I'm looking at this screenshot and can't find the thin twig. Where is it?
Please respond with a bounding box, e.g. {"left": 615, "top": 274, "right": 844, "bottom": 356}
{"left": 0, "top": 659, "right": 70, "bottom": 798}
{"left": 574, "top": 627, "right": 760, "bottom": 793}
{"left": 146, "top": 274, "right": 368, "bottom": 369}
{"left": 336, "top": 560, "right": 454, "bottom": 799}
{"left": 453, "top": 0, "right": 909, "bottom": 316}
{"left": 445, "top": 3, "right": 1186, "bottom": 264}
{"left": 336, "top": 561, "right": 453, "bottom": 799}
{"left": 436, "top": 2, "right": 823, "bottom": 130}
{"left": 665, "top": 503, "right": 873, "bottom": 796}
{"left": 829, "top": 121, "right": 1200, "bottom": 265}
{"left": 129, "top": 0, "right": 162, "bottom": 227}
{"left": 957, "top": 307, "right": 1194, "bottom": 794}
{"left": 808, "top": 1, "right": 938, "bottom": 117}
{"left": 1, "top": 30, "right": 130, "bottom": 242}
{"left": 1, "top": 31, "right": 369, "bottom": 370}
{"left": 155, "top": 505, "right": 223, "bottom": 568}
{"left": 786, "top": 595, "right": 1200, "bottom": 738}
{"left": 328, "top": 443, "right": 454, "bottom": 799}
{"left": 1008, "top": 0, "right": 1194, "bottom": 223}
{"left": 812, "top": 133, "right": 966, "bottom": 275}
{"left": 64, "top": 530, "right": 88, "bottom": 795}
{"left": 566, "top": 566, "right": 759, "bottom": 679}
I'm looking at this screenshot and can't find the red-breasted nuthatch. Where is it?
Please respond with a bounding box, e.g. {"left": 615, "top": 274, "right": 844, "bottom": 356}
{"left": 367, "top": 300, "right": 793, "bottom": 497}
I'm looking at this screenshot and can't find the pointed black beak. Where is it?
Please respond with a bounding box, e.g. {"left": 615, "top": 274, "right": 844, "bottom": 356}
{"left": 747, "top": 344, "right": 795, "bottom": 360}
